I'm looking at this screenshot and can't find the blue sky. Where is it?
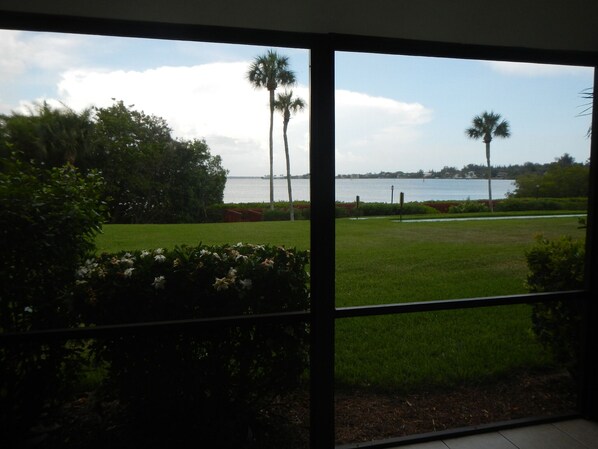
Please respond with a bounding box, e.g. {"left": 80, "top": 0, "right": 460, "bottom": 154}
{"left": 0, "top": 29, "right": 593, "bottom": 176}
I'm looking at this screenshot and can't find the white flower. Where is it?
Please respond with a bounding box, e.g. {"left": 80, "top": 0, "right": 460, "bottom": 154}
{"left": 124, "top": 267, "right": 135, "bottom": 278}
{"left": 200, "top": 249, "right": 211, "bottom": 257}
{"left": 227, "top": 268, "right": 237, "bottom": 280}
{"left": 154, "top": 248, "right": 164, "bottom": 255}
{"left": 152, "top": 276, "right": 166, "bottom": 289}
{"left": 24, "top": 306, "right": 33, "bottom": 313}
{"left": 239, "top": 279, "right": 253, "bottom": 290}
{"left": 261, "top": 258, "right": 274, "bottom": 269}
{"left": 140, "top": 250, "right": 151, "bottom": 259}
{"left": 120, "top": 257, "right": 134, "bottom": 267}
{"left": 76, "top": 266, "right": 89, "bottom": 278}
{"left": 213, "top": 277, "right": 229, "bottom": 291}
{"left": 154, "top": 254, "right": 166, "bottom": 263}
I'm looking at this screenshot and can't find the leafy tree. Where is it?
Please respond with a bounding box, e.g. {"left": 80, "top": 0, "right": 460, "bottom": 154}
{"left": 247, "top": 50, "right": 296, "bottom": 210}
{"left": 2, "top": 100, "right": 227, "bottom": 223}
{"left": 91, "top": 101, "right": 226, "bottom": 223}
{"left": 91, "top": 101, "right": 175, "bottom": 222}
{"left": 554, "top": 152, "right": 575, "bottom": 167}
{"left": 91, "top": 101, "right": 227, "bottom": 223}
{"left": 512, "top": 154, "right": 589, "bottom": 198}
{"left": 466, "top": 111, "right": 511, "bottom": 212}
{"left": 274, "top": 90, "right": 306, "bottom": 221}
{"left": 157, "top": 139, "right": 227, "bottom": 222}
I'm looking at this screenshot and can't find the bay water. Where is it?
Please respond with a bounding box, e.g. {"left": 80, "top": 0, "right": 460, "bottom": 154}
{"left": 224, "top": 177, "right": 516, "bottom": 204}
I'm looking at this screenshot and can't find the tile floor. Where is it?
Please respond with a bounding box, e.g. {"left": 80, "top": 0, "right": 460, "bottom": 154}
{"left": 392, "top": 420, "right": 598, "bottom": 449}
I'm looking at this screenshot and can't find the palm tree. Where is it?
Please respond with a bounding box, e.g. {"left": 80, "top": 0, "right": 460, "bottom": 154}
{"left": 578, "top": 87, "right": 593, "bottom": 138}
{"left": 0, "top": 101, "right": 95, "bottom": 168}
{"left": 37, "top": 102, "right": 95, "bottom": 167}
{"left": 274, "top": 90, "right": 306, "bottom": 221}
{"left": 466, "top": 111, "right": 511, "bottom": 212}
{"left": 247, "top": 50, "right": 296, "bottom": 210}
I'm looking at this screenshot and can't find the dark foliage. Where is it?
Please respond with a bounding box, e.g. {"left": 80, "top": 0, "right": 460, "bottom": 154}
{"left": 0, "top": 153, "right": 107, "bottom": 445}
{"left": 1, "top": 101, "right": 227, "bottom": 224}
{"left": 70, "top": 243, "right": 310, "bottom": 445}
{"left": 525, "top": 236, "right": 585, "bottom": 379}
{"left": 512, "top": 154, "right": 589, "bottom": 198}
{"left": 496, "top": 197, "right": 587, "bottom": 212}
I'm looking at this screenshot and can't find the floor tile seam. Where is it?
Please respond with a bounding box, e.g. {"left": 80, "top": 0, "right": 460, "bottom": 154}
{"left": 498, "top": 423, "right": 594, "bottom": 449}
{"left": 554, "top": 422, "right": 597, "bottom": 449}
{"left": 497, "top": 429, "right": 521, "bottom": 449}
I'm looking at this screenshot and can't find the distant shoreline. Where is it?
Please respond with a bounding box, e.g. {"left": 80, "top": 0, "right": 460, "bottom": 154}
{"left": 223, "top": 177, "right": 516, "bottom": 203}
{"left": 227, "top": 175, "right": 516, "bottom": 180}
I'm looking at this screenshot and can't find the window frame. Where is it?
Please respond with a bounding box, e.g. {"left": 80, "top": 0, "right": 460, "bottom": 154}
{"left": 1, "top": 11, "right": 597, "bottom": 449}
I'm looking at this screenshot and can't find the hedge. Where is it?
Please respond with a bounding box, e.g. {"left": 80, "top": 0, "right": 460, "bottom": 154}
{"left": 525, "top": 235, "right": 585, "bottom": 380}
{"left": 70, "top": 243, "right": 310, "bottom": 443}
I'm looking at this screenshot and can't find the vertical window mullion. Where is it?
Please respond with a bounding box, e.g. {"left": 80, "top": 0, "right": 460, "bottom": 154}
{"left": 581, "top": 64, "right": 598, "bottom": 419}
{"left": 309, "top": 36, "right": 336, "bottom": 448}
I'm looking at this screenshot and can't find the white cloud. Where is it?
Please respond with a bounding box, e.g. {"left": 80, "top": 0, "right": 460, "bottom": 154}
{"left": 0, "top": 31, "right": 27, "bottom": 77}
{"left": 53, "top": 62, "right": 310, "bottom": 176}
{"left": 0, "top": 30, "right": 82, "bottom": 78}
{"left": 22, "top": 61, "right": 433, "bottom": 176}
{"left": 335, "top": 89, "right": 433, "bottom": 174}
{"left": 485, "top": 60, "right": 593, "bottom": 77}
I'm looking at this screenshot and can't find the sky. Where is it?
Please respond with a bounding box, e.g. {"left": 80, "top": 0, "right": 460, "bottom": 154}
{"left": 0, "top": 29, "right": 594, "bottom": 177}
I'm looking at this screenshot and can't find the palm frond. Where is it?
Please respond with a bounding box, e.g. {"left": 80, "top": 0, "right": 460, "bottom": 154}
{"left": 274, "top": 90, "right": 306, "bottom": 120}
{"left": 466, "top": 111, "right": 510, "bottom": 140}
{"left": 465, "top": 127, "right": 483, "bottom": 139}
{"left": 494, "top": 120, "right": 511, "bottom": 138}
{"left": 247, "top": 50, "right": 296, "bottom": 91}
{"left": 577, "top": 87, "right": 593, "bottom": 117}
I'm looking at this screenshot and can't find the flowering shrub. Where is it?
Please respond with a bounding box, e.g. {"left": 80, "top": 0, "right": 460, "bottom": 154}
{"left": 70, "top": 243, "right": 310, "bottom": 440}
{"left": 72, "top": 243, "right": 309, "bottom": 322}
{"left": 447, "top": 199, "right": 489, "bottom": 213}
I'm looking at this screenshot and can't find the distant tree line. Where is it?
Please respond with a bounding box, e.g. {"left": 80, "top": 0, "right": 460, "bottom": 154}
{"left": 0, "top": 101, "right": 227, "bottom": 223}
{"left": 337, "top": 153, "right": 589, "bottom": 199}
{"left": 338, "top": 153, "right": 588, "bottom": 184}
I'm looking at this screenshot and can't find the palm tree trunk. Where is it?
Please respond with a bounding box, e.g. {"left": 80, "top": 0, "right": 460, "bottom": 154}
{"left": 486, "top": 141, "right": 493, "bottom": 212}
{"left": 282, "top": 119, "right": 294, "bottom": 221}
{"left": 268, "top": 89, "right": 275, "bottom": 210}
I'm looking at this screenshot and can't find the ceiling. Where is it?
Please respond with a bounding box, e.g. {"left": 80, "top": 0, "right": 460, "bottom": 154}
{"left": 0, "top": 0, "right": 597, "bottom": 53}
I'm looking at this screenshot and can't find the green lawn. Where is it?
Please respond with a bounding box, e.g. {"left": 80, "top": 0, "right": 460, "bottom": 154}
{"left": 96, "top": 215, "right": 585, "bottom": 392}
{"left": 95, "top": 221, "right": 310, "bottom": 253}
